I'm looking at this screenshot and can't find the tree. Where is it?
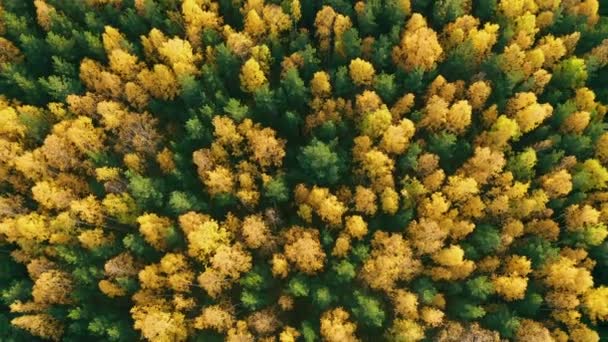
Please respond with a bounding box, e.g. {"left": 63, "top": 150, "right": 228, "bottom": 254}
{"left": 131, "top": 306, "right": 188, "bottom": 342}
{"left": 385, "top": 319, "right": 424, "bottom": 342}
{"left": 3, "top": 1, "right": 608, "bottom": 341}
{"left": 241, "top": 215, "right": 270, "bottom": 249}
{"left": 583, "top": 287, "right": 608, "bottom": 323}
{"left": 137, "top": 213, "right": 173, "bottom": 251}
{"left": 263, "top": 176, "right": 289, "bottom": 203}
{"left": 186, "top": 219, "right": 230, "bottom": 263}
{"left": 466, "top": 275, "right": 495, "bottom": 300}
{"left": 351, "top": 291, "right": 386, "bottom": 328}
{"left": 137, "top": 64, "right": 179, "bottom": 100}
{"left": 32, "top": 270, "right": 73, "bottom": 305}
{"left": 11, "top": 314, "right": 63, "bottom": 341}
{"left": 240, "top": 58, "right": 267, "bottom": 93}
{"left": 360, "top": 231, "right": 421, "bottom": 291}
{"left": 572, "top": 159, "right": 608, "bottom": 192}
{"left": 349, "top": 58, "right": 375, "bottom": 86}
{"left": 392, "top": 13, "right": 443, "bottom": 71}
{"left": 320, "top": 308, "right": 359, "bottom": 342}
{"left": 311, "top": 71, "right": 332, "bottom": 97}
{"left": 127, "top": 173, "right": 164, "bottom": 209}
{"left": 283, "top": 227, "right": 326, "bottom": 274}
{"left": 297, "top": 139, "right": 345, "bottom": 186}
{"left": 492, "top": 275, "right": 528, "bottom": 301}
{"left": 552, "top": 57, "right": 588, "bottom": 90}
{"left": 432, "top": 0, "right": 466, "bottom": 27}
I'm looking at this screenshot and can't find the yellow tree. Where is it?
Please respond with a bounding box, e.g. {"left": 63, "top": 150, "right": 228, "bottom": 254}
{"left": 11, "top": 314, "right": 63, "bottom": 341}
{"left": 186, "top": 219, "right": 231, "bottom": 263}
{"left": 242, "top": 121, "right": 286, "bottom": 168}
{"left": 541, "top": 169, "right": 573, "bottom": 198}
{"left": 158, "top": 37, "right": 199, "bottom": 77}
{"left": 407, "top": 218, "right": 448, "bottom": 255}
{"left": 314, "top": 6, "right": 336, "bottom": 52}
{"left": 385, "top": 319, "right": 425, "bottom": 342}
{"left": 320, "top": 308, "right": 359, "bottom": 342}
{"left": 241, "top": 215, "right": 270, "bottom": 249}
{"left": 244, "top": 10, "right": 266, "bottom": 39}
{"left": 32, "top": 270, "right": 73, "bottom": 305}
{"left": 349, "top": 58, "right": 375, "bottom": 86}
{"left": 240, "top": 58, "right": 267, "bottom": 93}
{"left": 493, "top": 275, "right": 528, "bottom": 301}
{"left": 392, "top": 13, "right": 443, "bottom": 71}
{"left": 311, "top": 71, "right": 332, "bottom": 97}
{"left": 137, "top": 213, "right": 173, "bottom": 251}
{"left": 583, "top": 286, "right": 608, "bottom": 323}
{"left": 194, "top": 305, "right": 235, "bottom": 332}
{"left": 506, "top": 92, "right": 553, "bottom": 133}
{"left": 458, "top": 147, "right": 506, "bottom": 185}
{"left": 181, "top": 0, "right": 222, "bottom": 47}
{"left": 360, "top": 231, "right": 421, "bottom": 291}
{"left": 131, "top": 305, "right": 188, "bottom": 342}
{"left": 283, "top": 227, "right": 326, "bottom": 274}
{"left": 380, "top": 119, "right": 416, "bottom": 155}
{"left": 137, "top": 64, "right": 178, "bottom": 101}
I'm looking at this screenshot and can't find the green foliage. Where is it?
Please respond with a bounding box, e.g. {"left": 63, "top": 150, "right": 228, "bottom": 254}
{"left": 482, "top": 306, "right": 521, "bottom": 339}
{"left": 312, "top": 287, "right": 334, "bottom": 309}
{"left": 126, "top": 173, "right": 164, "bottom": 209}
{"left": 464, "top": 224, "right": 501, "bottom": 259}
{"left": 432, "top": 0, "right": 466, "bottom": 28}
{"left": 331, "top": 259, "right": 357, "bottom": 284}
{"left": 287, "top": 275, "right": 310, "bottom": 297}
{"left": 506, "top": 148, "right": 537, "bottom": 181}
{"left": 373, "top": 73, "right": 398, "bottom": 104}
{"left": 1, "top": 1, "right": 608, "bottom": 341}
{"left": 552, "top": 57, "right": 588, "bottom": 90}
{"left": 297, "top": 139, "right": 345, "bottom": 185}
{"left": 350, "top": 291, "right": 386, "bottom": 328}
{"left": 466, "top": 276, "right": 495, "bottom": 301}
{"left": 263, "top": 176, "right": 290, "bottom": 203}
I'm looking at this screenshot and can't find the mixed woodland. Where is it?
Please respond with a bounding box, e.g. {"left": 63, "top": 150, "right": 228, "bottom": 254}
{"left": 1, "top": 0, "right": 608, "bottom": 341}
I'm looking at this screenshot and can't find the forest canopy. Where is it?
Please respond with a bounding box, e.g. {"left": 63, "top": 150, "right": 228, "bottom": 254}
{"left": 1, "top": 0, "right": 608, "bottom": 341}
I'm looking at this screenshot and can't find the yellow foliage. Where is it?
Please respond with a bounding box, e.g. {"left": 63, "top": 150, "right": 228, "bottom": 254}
{"left": 432, "top": 245, "right": 465, "bottom": 267}
{"left": 544, "top": 256, "right": 594, "bottom": 294}
{"left": 380, "top": 119, "right": 415, "bottom": 155}
{"left": 194, "top": 305, "right": 235, "bottom": 332}
{"left": 11, "top": 314, "right": 63, "bottom": 341}
{"left": 320, "top": 308, "right": 359, "bottom": 342}
{"left": 392, "top": 13, "right": 443, "bottom": 71}
{"left": 583, "top": 286, "right": 608, "bottom": 322}
{"left": 381, "top": 187, "right": 399, "bottom": 215}
{"left": 360, "top": 106, "right": 392, "bottom": 138}
{"left": 186, "top": 219, "right": 231, "bottom": 263}
{"left": 541, "top": 169, "right": 573, "bottom": 198}
{"left": 131, "top": 305, "right": 188, "bottom": 342}
{"left": 137, "top": 64, "right": 178, "bottom": 101}
{"left": 311, "top": 71, "right": 332, "bottom": 97}
{"left": 349, "top": 58, "right": 375, "bottom": 86}
{"left": 360, "top": 231, "right": 421, "bottom": 291}
{"left": 283, "top": 227, "right": 326, "bottom": 274}
{"left": 240, "top": 58, "right": 267, "bottom": 93}
{"left": 345, "top": 215, "right": 368, "bottom": 239}
{"left": 354, "top": 186, "right": 377, "bottom": 215}
{"left": 137, "top": 213, "right": 173, "bottom": 251}
{"left": 98, "top": 279, "right": 126, "bottom": 297}
{"left": 241, "top": 215, "right": 269, "bottom": 249}
{"left": 493, "top": 275, "right": 528, "bottom": 301}
{"left": 32, "top": 270, "right": 73, "bottom": 305}
{"left": 386, "top": 318, "right": 425, "bottom": 342}
{"left": 158, "top": 37, "right": 199, "bottom": 77}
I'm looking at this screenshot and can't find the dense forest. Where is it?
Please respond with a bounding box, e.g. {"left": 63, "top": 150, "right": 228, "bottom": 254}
{"left": 1, "top": 0, "right": 608, "bottom": 341}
